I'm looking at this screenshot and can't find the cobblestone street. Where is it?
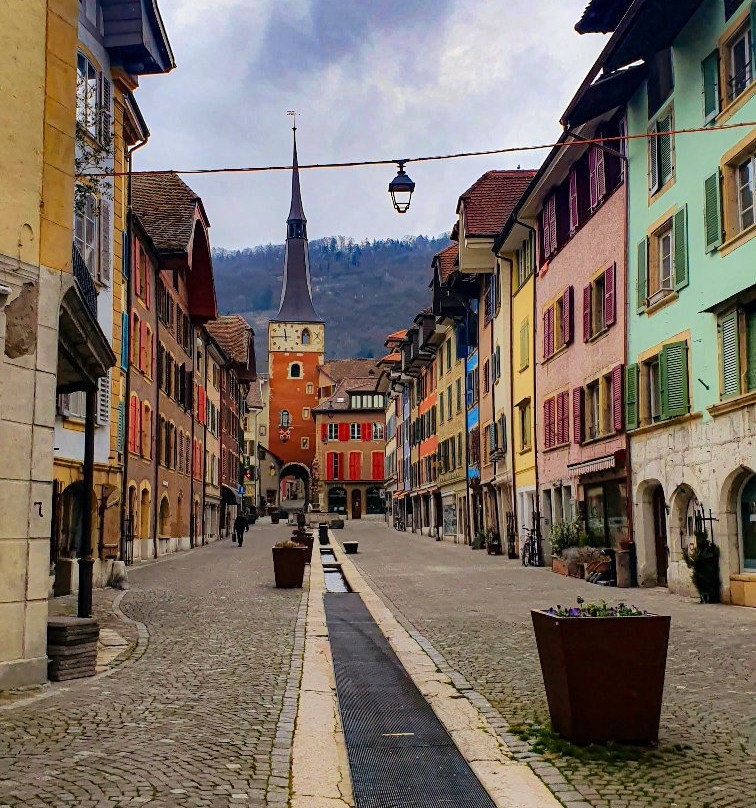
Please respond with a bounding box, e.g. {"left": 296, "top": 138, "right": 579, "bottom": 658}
{"left": 0, "top": 526, "right": 303, "bottom": 808}
{"left": 340, "top": 520, "right": 756, "bottom": 808}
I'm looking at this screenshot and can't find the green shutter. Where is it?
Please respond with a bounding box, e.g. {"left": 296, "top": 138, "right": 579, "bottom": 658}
{"left": 520, "top": 319, "right": 528, "bottom": 369}
{"left": 702, "top": 50, "right": 720, "bottom": 124}
{"left": 660, "top": 341, "right": 690, "bottom": 419}
{"left": 673, "top": 205, "right": 688, "bottom": 291}
{"left": 657, "top": 114, "right": 673, "bottom": 187}
{"left": 648, "top": 126, "right": 659, "bottom": 193}
{"left": 637, "top": 237, "right": 648, "bottom": 312}
{"left": 752, "top": 2, "right": 756, "bottom": 78}
{"left": 625, "top": 364, "right": 639, "bottom": 430}
{"left": 719, "top": 311, "right": 741, "bottom": 398}
{"left": 704, "top": 171, "right": 723, "bottom": 253}
{"left": 747, "top": 309, "right": 756, "bottom": 392}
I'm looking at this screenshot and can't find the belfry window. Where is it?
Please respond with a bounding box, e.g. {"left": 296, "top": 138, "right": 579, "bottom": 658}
{"left": 290, "top": 363, "right": 302, "bottom": 378}
{"left": 302, "top": 329, "right": 311, "bottom": 345}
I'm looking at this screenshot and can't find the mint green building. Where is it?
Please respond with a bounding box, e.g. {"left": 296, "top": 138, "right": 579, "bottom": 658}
{"left": 571, "top": 0, "right": 756, "bottom": 605}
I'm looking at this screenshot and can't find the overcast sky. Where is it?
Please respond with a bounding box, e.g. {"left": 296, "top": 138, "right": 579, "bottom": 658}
{"left": 135, "top": 0, "right": 607, "bottom": 250}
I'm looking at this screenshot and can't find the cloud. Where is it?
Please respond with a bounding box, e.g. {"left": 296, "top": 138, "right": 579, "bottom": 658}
{"left": 136, "top": 0, "right": 608, "bottom": 249}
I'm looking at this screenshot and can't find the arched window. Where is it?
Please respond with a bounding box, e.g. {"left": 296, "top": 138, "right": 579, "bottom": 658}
{"left": 280, "top": 410, "right": 290, "bottom": 428}
{"left": 289, "top": 363, "right": 302, "bottom": 379}
{"left": 302, "top": 329, "right": 311, "bottom": 345}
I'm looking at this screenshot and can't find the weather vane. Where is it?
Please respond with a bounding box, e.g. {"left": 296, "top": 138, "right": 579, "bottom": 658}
{"left": 287, "top": 110, "right": 297, "bottom": 131}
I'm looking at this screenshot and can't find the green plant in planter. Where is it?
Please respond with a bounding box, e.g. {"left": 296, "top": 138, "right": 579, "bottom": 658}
{"left": 549, "top": 518, "right": 584, "bottom": 557}
{"left": 472, "top": 530, "right": 487, "bottom": 550}
{"left": 682, "top": 530, "right": 720, "bottom": 603}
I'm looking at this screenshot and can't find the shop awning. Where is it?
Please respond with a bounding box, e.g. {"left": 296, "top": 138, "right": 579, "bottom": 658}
{"left": 567, "top": 454, "right": 616, "bottom": 478}
{"left": 221, "top": 485, "right": 242, "bottom": 506}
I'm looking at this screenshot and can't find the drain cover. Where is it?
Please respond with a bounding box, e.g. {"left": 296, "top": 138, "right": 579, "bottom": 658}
{"left": 325, "top": 593, "right": 497, "bottom": 808}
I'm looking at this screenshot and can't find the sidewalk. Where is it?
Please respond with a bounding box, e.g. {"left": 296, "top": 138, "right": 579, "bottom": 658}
{"left": 337, "top": 520, "right": 756, "bottom": 808}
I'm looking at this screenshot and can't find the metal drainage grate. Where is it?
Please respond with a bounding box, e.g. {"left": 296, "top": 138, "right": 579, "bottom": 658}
{"left": 325, "top": 593, "right": 497, "bottom": 808}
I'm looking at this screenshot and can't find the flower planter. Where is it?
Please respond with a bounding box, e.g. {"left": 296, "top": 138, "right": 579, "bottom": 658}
{"left": 552, "top": 558, "right": 569, "bottom": 576}
{"left": 293, "top": 534, "right": 314, "bottom": 563}
{"left": 272, "top": 545, "right": 307, "bottom": 588}
{"left": 270, "top": 513, "right": 280, "bottom": 525}
{"left": 531, "top": 610, "right": 671, "bottom": 745}
{"left": 343, "top": 541, "right": 358, "bottom": 554}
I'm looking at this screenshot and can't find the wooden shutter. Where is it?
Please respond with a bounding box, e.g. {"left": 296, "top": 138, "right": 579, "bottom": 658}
{"left": 636, "top": 237, "right": 648, "bottom": 312}
{"left": 360, "top": 422, "right": 369, "bottom": 441}
{"left": 543, "top": 306, "right": 554, "bottom": 359}
{"left": 325, "top": 452, "right": 333, "bottom": 480}
{"left": 612, "top": 364, "right": 623, "bottom": 431}
{"left": 625, "top": 364, "right": 639, "bottom": 430}
{"left": 520, "top": 319, "right": 528, "bottom": 368}
{"left": 752, "top": 3, "right": 756, "bottom": 75}
{"left": 604, "top": 264, "right": 616, "bottom": 326}
{"left": 648, "top": 125, "right": 659, "bottom": 193}
{"left": 338, "top": 452, "right": 345, "bottom": 480}
{"left": 568, "top": 168, "right": 579, "bottom": 233}
{"left": 572, "top": 387, "right": 584, "bottom": 444}
{"left": 595, "top": 145, "right": 606, "bottom": 201}
{"left": 117, "top": 400, "right": 124, "bottom": 454}
{"left": 658, "top": 113, "right": 672, "bottom": 186}
{"left": 702, "top": 50, "right": 720, "bottom": 124}
{"left": 583, "top": 284, "right": 592, "bottom": 342}
{"left": 660, "top": 341, "right": 690, "bottom": 419}
{"left": 548, "top": 195, "right": 557, "bottom": 256}
{"left": 673, "top": 205, "right": 688, "bottom": 291}
{"left": 99, "top": 199, "right": 111, "bottom": 284}
{"left": 321, "top": 423, "right": 327, "bottom": 441}
{"left": 349, "top": 452, "right": 360, "bottom": 480}
{"left": 704, "top": 171, "right": 723, "bottom": 252}
{"left": 562, "top": 286, "right": 573, "bottom": 346}
{"left": 588, "top": 146, "right": 598, "bottom": 209}
{"left": 719, "top": 311, "right": 741, "bottom": 398}
{"left": 748, "top": 310, "right": 756, "bottom": 392}
{"left": 133, "top": 239, "right": 141, "bottom": 297}
{"left": 337, "top": 422, "right": 347, "bottom": 441}
{"left": 544, "top": 398, "right": 555, "bottom": 449}
{"left": 145, "top": 258, "right": 151, "bottom": 309}
{"left": 96, "top": 371, "right": 110, "bottom": 425}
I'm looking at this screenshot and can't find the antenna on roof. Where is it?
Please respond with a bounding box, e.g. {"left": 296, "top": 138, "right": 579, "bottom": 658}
{"left": 286, "top": 110, "right": 297, "bottom": 131}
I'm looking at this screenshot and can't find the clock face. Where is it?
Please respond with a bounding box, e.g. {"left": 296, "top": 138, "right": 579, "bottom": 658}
{"left": 269, "top": 323, "right": 324, "bottom": 352}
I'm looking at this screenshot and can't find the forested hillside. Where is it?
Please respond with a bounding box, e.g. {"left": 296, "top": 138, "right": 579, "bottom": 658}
{"left": 213, "top": 235, "right": 450, "bottom": 367}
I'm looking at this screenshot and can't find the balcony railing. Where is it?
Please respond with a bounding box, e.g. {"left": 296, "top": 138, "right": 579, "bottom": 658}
{"left": 72, "top": 244, "right": 98, "bottom": 317}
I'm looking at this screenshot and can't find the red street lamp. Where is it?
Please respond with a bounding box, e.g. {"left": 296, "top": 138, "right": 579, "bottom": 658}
{"left": 388, "top": 161, "right": 415, "bottom": 214}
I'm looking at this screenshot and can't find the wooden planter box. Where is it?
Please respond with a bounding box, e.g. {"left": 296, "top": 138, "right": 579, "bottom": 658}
{"left": 272, "top": 546, "right": 307, "bottom": 588}
{"left": 552, "top": 558, "right": 569, "bottom": 576}
{"left": 531, "top": 610, "right": 671, "bottom": 745}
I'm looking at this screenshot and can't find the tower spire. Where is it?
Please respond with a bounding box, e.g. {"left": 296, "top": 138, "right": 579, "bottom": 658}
{"left": 273, "top": 125, "right": 322, "bottom": 323}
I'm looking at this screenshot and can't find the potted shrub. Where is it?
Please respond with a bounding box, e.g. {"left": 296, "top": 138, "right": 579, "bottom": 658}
{"left": 682, "top": 529, "right": 720, "bottom": 603}
{"left": 486, "top": 529, "right": 503, "bottom": 555}
{"left": 532, "top": 598, "right": 670, "bottom": 745}
{"left": 292, "top": 530, "right": 314, "bottom": 563}
{"left": 272, "top": 540, "right": 307, "bottom": 588}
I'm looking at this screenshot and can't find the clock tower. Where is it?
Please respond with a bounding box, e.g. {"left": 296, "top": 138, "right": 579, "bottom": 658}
{"left": 267, "top": 128, "right": 324, "bottom": 506}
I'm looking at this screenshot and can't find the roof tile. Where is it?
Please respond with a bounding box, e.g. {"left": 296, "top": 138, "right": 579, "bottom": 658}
{"left": 457, "top": 170, "right": 537, "bottom": 238}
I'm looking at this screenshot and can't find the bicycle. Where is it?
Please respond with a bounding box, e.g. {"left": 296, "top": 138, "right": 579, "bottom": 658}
{"left": 521, "top": 526, "right": 543, "bottom": 567}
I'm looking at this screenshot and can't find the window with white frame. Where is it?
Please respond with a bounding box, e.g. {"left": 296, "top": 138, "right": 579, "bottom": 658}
{"left": 74, "top": 191, "right": 98, "bottom": 275}
{"left": 279, "top": 410, "right": 290, "bottom": 428}
{"left": 372, "top": 423, "right": 384, "bottom": 440}
{"left": 327, "top": 422, "right": 339, "bottom": 441}
{"left": 727, "top": 20, "right": 753, "bottom": 102}
{"left": 350, "top": 423, "right": 361, "bottom": 440}
{"left": 76, "top": 52, "right": 99, "bottom": 138}
{"left": 737, "top": 153, "right": 755, "bottom": 231}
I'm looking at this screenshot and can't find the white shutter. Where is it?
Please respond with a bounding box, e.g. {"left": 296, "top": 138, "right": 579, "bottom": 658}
{"left": 97, "top": 371, "right": 110, "bottom": 426}
{"left": 99, "top": 198, "right": 111, "bottom": 285}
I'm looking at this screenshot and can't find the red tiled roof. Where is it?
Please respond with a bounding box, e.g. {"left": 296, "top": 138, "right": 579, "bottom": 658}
{"left": 313, "top": 374, "right": 388, "bottom": 413}
{"left": 434, "top": 243, "right": 459, "bottom": 282}
{"left": 132, "top": 172, "right": 208, "bottom": 253}
{"left": 457, "top": 170, "right": 537, "bottom": 238}
{"left": 320, "top": 358, "right": 381, "bottom": 383}
{"left": 387, "top": 329, "right": 407, "bottom": 340}
{"left": 378, "top": 351, "right": 401, "bottom": 365}
{"left": 206, "top": 315, "right": 255, "bottom": 377}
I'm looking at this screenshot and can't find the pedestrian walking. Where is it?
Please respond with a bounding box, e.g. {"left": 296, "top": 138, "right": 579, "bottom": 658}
{"left": 233, "top": 513, "right": 249, "bottom": 547}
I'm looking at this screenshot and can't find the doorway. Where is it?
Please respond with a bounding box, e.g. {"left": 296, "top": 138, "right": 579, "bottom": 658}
{"left": 741, "top": 475, "right": 756, "bottom": 570}
{"left": 652, "top": 485, "right": 669, "bottom": 586}
{"left": 351, "top": 489, "right": 362, "bottom": 520}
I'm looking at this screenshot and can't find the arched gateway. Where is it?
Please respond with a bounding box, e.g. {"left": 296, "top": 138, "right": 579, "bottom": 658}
{"left": 279, "top": 462, "right": 311, "bottom": 512}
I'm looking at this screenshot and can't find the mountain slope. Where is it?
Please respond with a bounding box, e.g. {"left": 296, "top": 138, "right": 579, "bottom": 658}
{"left": 212, "top": 235, "right": 449, "bottom": 366}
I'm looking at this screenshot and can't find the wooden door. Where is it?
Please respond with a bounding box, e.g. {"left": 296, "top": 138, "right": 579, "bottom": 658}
{"left": 351, "top": 489, "right": 362, "bottom": 520}
{"left": 652, "top": 486, "right": 668, "bottom": 586}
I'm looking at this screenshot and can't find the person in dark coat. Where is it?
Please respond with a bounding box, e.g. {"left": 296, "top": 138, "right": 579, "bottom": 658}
{"left": 233, "top": 513, "right": 249, "bottom": 547}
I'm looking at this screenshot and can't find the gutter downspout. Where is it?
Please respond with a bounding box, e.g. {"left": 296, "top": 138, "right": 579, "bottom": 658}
{"left": 120, "top": 135, "right": 148, "bottom": 562}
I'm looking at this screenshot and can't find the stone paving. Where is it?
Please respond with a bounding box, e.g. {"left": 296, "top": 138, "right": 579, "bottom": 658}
{"left": 0, "top": 523, "right": 304, "bottom": 808}
{"left": 340, "top": 520, "right": 756, "bottom": 808}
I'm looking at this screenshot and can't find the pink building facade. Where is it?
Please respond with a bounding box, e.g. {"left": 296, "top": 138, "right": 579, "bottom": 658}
{"left": 527, "top": 111, "right": 631, "bottom": 559}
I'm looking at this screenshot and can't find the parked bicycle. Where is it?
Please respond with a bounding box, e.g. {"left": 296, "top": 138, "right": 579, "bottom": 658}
{"left": 521, "top": 526, "right": 543, "bottom": 567}
{"left": 394, "top": 516, "right": 406, "bottom": 532}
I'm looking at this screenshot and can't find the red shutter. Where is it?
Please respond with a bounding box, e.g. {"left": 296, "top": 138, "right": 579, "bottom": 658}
{"left": 150, "top": 332, "right": 155, "bottom": 378}
{"left": 568, "top": 168, "right": 579, "bottom": 234}
{"left": 145, "top": 259, "right": 151, "bottom": 309}
{"left": 612, "top": 364, "right": 623, "bottom": 432}
{"left": 573, "top": 387, "right": 584, "bottom": 444}
{"left": 544, "top": 398, "right": 555, "bottom": 449}
{"left": 548, "top": 195, "right": 557, "bottom": 256}
{"left": 131, "top": 314, "right": 138, "bottom": 364}
{"left": 538, "top": 213, "right": 547, "bottom": 263}
{"left": 596, "top": 144, "right": 606, "bottom": 201}
{"left": 128, "top": 398, "right": 135, "bottom": 452}
{"left": 338, "top": 452, "right": 345, "bottom": 480}
{"left": 583, "top": 285, "right": 592, "bottom": 342}
{"left": 326, "top": 452, "right": 334, "bottom": 480}
{"left": 338, "top": 422, "right": 348, "bottom": 441}
{"left": 148, "top": 409, "right": 154, "bottom": 460}
{"left": 543, "top": 307, "right": 554, "bottom": 359}
{"left": 588, "top": 146, "right": 598, "bottom": 209}
{"left": 604, "top": 263, "right": 616, "bottom": 326}
{"left": 372, "top": 452, "right": 384, "bottom": 480}
{"left": 139, "top": 322, "right": 147, "bottom": 372}
{"left": 361, "top": 422, "right": 371, "bottom": 441}
{"left": 557, "top": 391, "right": 569, "bottom": 445}
{"left": 562, "top": 286, "right": 573, "bottom": 346}
{"left": 321, "top": 423, "right": 328, "bottom": 441}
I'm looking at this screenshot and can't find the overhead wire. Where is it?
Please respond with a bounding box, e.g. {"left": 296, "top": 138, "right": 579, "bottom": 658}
{"left": 85, "top": 119, "right": 756, "bottom": 179}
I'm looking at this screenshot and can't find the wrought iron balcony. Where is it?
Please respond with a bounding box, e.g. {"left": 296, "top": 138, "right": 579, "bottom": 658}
{"left": 72, "top": 244, "right": 98, "bottom": 317}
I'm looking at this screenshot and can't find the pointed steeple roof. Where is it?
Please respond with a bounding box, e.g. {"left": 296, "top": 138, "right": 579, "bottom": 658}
{"left": 273, "top": 128, "right": 322, "bottom": 323}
